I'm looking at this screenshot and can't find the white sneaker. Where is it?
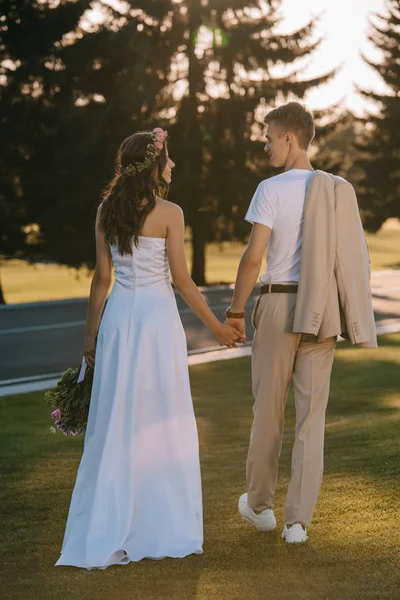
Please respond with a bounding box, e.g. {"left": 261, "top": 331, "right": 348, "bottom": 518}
{"left": 238, "top": 493, "right": 276, "bottom": 531}
{"left": 281, "top": 524, "right": 308, "bottom": 544}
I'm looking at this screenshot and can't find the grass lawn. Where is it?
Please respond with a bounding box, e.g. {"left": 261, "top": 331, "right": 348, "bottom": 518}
{"left": 2, "top": 227, "right": 400, "bottom": 305}
{"left": 1, "top": 335, "right": 399, "bottom": 599}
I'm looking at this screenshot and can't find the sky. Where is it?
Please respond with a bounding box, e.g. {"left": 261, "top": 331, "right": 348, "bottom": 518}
{"left": 277, "top": 0, "right": 389, "bottom": 114}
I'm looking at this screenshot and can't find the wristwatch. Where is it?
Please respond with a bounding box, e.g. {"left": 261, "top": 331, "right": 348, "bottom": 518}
{"left": 226, "top": 306, "right": 245, "bottom": 319}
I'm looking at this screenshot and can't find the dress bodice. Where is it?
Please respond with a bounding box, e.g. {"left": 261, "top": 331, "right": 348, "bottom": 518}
{"left": 110, "top": 236, "right": 170, "bottom": 289}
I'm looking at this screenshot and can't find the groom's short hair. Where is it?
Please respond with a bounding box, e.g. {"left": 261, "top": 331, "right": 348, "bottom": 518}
{"left": 265, "top": 102, "right": 315, "bottom": 150}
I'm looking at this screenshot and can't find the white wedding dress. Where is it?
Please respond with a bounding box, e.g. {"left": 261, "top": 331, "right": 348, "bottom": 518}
{"left": 55, "top": 236, "right": 203, "bottom": 569}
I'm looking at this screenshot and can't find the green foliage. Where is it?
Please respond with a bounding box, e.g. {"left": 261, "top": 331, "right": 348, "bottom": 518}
{"left": 44, "top": 362, "right": 94, "bottom": 436}
{"left": 168, "top": 0, "right": 336, "bottom": 282}
{"left": 355, "top": 0, "right": 400, "bottom": 232}
{"left": 0, "top": 0, "right": 171, "bottom": 269}
{"left": 0, "top": 0, "right": 91, "bottom": 253}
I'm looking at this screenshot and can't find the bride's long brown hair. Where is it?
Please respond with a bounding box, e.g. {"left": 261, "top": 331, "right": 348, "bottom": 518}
{"left": 100, "top": 131, "right": 169, "bottom": 255}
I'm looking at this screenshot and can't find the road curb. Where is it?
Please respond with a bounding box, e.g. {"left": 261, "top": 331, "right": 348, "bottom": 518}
{"left": 1, "top": 319, "right": 399, "bottom": 398}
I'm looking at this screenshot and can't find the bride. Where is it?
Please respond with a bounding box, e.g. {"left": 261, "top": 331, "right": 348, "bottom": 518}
{"left": 55, "top": 127, "right": 243, "bottom": 569}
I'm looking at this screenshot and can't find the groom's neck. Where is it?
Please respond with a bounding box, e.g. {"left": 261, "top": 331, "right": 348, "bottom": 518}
{"left": 283, "top": 151, "right": 314, "bottom": 172}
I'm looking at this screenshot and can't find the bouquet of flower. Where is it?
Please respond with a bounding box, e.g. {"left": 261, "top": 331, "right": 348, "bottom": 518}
{"left": 44, "top": 358, "right": 94, "bottom": 438}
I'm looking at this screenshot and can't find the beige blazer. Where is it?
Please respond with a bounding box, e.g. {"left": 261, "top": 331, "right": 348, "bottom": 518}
{"left": 293, "top": 170, "right": 377, "bottom": 348}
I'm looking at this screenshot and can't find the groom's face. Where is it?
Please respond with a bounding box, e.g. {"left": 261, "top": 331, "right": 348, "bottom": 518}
{"left": 264, "top": 121, "right": 289, "bottom": 168}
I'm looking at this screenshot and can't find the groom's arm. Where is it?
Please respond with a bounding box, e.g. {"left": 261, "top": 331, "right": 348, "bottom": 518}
{"left": 225, "top": 223, "right": 271, "bottom": 341}
{"left": 230, "top": 223, "right": 271, "bottom": 312}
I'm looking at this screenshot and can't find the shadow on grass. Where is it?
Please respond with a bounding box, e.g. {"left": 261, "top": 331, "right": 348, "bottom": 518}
{"left": 0, "top": 335, "right": 399, "bottom": 599}
{"left": 0, "top": 392, "right": 204, "bottom": 599}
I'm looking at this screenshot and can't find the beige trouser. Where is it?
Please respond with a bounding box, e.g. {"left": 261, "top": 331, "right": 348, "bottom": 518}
{"left": 247, "top": 292, "right": 336, "bottom": 527}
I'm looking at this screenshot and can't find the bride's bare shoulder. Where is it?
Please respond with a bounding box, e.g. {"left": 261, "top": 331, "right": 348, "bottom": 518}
{"left": 156, "top": 197, "right": 183, "bottom": 217}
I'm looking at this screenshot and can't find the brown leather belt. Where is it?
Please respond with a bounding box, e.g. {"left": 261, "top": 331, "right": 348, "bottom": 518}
{"left": 260, "top": 284, "right": 298, "bottom": 294}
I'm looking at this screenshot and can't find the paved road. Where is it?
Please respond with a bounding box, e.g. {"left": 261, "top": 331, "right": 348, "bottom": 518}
{"left": 0, "top": 271, "right": 399, "bottom": 383}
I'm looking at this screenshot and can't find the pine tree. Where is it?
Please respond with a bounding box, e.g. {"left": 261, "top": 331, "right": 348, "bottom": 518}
{"left": 26, "top": 1, "right": 174, "bottom": 269}
{"left": 355, "top": 0, "right": 400, "bottom": 232}
{"left": 0, "top": 1, "right": 174, "bottom": 281}
{"left": 0, "top": 0, "right": 94, "bottom": 302}
{"left": 166, "top": 0, "right": 335, "bottom": 284}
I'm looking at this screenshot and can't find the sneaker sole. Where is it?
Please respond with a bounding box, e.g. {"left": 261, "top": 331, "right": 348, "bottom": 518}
{"left": 240, "top": 513, "right": 277, "bottom": 531}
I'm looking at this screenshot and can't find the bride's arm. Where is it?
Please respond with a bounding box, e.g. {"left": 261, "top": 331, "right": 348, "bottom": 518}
{"left": 166, "top": 204, "right": 243, "bottom": 347}
{"left": 83, "top": 204, "right": 112, "bottom": 367}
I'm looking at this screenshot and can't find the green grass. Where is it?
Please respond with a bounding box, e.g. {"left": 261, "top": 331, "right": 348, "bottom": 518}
{"left": 1, "top": 335, "right": 400, "bottom": 600}
{"left": 366, "top": 228, "right": 400, "bottom": 271}
{"left": 2, "top": 226, "right": 399, "bottom": 304}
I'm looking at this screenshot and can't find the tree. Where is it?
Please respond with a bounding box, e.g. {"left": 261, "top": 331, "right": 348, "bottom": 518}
{"left": 25, "top": 2, "right": 175, "bottom": 269}
{"left": 166, "top": 0, "right": 335, "bottom": 284}
{"left": 0, "top": 0, "right": 94, "bottom": 302}
{"left": 355, "top": 0, "right": 400, "bottom": 232}
{"left": 0, "top": 0, "right": 176, "bottom": 283}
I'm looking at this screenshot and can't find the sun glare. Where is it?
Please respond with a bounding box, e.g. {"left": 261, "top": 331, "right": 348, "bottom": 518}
{"left": 80, "top": 0, "right": 388, "bottom": 115}
{"left": 277, "top": 0, "right": 389, "bottom": 114}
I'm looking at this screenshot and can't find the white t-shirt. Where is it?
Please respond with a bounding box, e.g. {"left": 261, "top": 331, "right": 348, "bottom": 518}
{"left": 245, "top": 169, "right": 315, "bottom": 284}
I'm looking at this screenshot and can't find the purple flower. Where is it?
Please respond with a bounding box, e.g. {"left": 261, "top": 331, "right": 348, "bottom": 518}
{"left": 153, "top": 127, "right": 167, "bottom": 143}
{"left": 51, "top": 409, "right": 62, "bottom": 422}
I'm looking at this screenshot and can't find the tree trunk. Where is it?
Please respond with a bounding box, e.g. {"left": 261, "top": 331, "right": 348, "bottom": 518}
{"left": 191, "top": 222, "right": 207, "bottom": 286}
{"left": 0, "top": 270, "right": 6, "bottom": 305}
{"left": 187, "top": 0, "right": 207, "bottom": 286}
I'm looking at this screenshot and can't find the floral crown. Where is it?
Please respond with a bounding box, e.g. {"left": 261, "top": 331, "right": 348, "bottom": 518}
{"left": 122, "top": 127, "right": 168, "bottom": 177}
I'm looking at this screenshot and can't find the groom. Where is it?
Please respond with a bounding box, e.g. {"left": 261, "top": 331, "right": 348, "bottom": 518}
{"left": 225, "top": 101, "right": 376, "bottom": 543}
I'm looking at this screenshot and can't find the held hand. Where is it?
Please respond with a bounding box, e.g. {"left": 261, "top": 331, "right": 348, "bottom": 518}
{"left": 83, "top": 335, "right": 97, "bottom": 368}
{"left": 215, "top": 324, "right": 245, "bottom": 349}
{"left": 224, "top": 317, "right": 247, "bottom": 344}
